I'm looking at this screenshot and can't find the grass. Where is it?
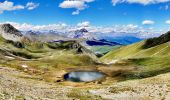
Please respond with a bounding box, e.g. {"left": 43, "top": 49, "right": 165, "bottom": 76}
{"left": 0, "top": 48, "right": 97, "bottom": 82}
{"left": 121, "top": 55, "right": 170, "bottom": 79}
{"left": 0, "top": 36, "right": 99, "bottom": 82}
{"left": 101, "top": 32, "right": 170, "bottom": 61}
{"left": 0, "top": 35, "right": 5, "bottom": 44}
{"left": 100, "top": 34, "right": 170, "bottom": 80}
{"left": 89, "top": 45, "right": 121, "bottom": 54}
{"left": 100, "top": 41, "right": 145, "bottom": 61}
{"left": 101, "top": 41, "right": 170, "bottom": 61}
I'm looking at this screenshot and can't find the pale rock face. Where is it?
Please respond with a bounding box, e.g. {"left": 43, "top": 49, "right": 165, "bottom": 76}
{"left": 0, "top": 24, "right": 23, "bottom": 41}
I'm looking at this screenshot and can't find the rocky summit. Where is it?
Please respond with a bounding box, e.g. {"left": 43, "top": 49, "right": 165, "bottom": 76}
{"left": 0, "top": 24, "right": 23, "bottom": 41}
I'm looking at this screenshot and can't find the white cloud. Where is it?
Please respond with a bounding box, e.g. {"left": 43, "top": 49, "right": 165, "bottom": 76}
{"left": 59, "top": 0, "right": 94, "bottom": 15}
{"left": 83, "top": 0, "right": 95, "bottom": 2}
{"left": 0, "top": 21, "right": 164, "bottom": 39}
{"left": 112, "top": 0, "right": 124, "bottom": 6}
{"left": 0, "top": 22, "right": 68, "bottom": 31}
{"left": 112, "top": 0, "right": 170, "bottom": 5}
{"left": 165, "top": 20, "right": 170, "bottom": 24}
{"left": 0, "top": 1, "right": 24, "bottom": 14}
{"left": 142, "top": 20, "right": 155, "bottom": 25}
{"left": 26, "top": 2, "right": 39, "bottom": 10}
{"left": 126, "top": 24, "right": 138, "bottom": 29}
{"left": 77, "top": 21, "right": 90, "bottom": 27}
{"left": 0, "top": 1, "right": 39, "bottom": 14}
{"left": 72, "top": 10, "right": 80, "bottom": 15}
{"left": 59, "top": 1, "right": 86, "bottom": 9}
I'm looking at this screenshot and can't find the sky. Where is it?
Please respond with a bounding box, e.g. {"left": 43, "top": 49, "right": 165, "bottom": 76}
{"left": 1, "top": 0, "right": 170, "bottom": 38}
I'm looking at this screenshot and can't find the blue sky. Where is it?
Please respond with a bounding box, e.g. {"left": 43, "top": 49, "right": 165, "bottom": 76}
{"left": 0, "top": 0, "right": 170, "bottom": 37}
{"left": 0, "top": 0, "right": 169, "bottom": 26}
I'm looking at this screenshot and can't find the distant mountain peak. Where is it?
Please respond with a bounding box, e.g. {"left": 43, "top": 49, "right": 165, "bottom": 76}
{"left": 78, "top": 28, "right": 88, "bottom": 33}
{"left": 68, "top": 28, "right": 95, "bottom": 39}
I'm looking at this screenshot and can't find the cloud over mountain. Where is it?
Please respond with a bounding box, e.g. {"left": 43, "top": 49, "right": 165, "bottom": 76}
{"left": 77, "top": 21, "right": 90, "bottom": 27}
{"left": 0, "top": 21, "right": 165, "bottom": 39}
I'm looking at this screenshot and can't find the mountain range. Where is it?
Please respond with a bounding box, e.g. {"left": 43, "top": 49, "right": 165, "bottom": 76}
{"left": 23, "top": 28, "right": 142, "bottom": 45}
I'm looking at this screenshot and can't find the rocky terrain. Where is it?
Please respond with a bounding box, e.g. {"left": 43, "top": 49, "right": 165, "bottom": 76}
{"left": 0, "top": 66, "right": 72, "bottom": 99}
{"left": 1, "top": 65, "right": 170, "bottom": 100}
{"left": 90, "top": 72, "right": 170, "bottom": 100}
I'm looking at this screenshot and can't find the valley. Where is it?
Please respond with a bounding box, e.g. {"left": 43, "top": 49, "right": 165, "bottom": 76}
{"left": 0, "top": 24, "right": 170, "bottom": 99}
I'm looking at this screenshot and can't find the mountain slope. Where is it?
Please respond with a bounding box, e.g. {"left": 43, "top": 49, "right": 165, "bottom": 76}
{"left": 0, "top": 24, "right": 98, "bottom": 67}
{"left": 100, "top": 31, "right": 170, "bottom": 79}
{"left": 101, "top": 31, "right": 170, "bottom": 61}
{"left": 101, "top": 41, "right": 145, "bottom": 60}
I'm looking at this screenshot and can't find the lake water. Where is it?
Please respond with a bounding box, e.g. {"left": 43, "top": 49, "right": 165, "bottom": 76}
{"left": 64, "top": 71, "right": 105, "bottom": 82}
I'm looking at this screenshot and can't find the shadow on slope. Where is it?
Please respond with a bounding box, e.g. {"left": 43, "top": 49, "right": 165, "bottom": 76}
{"left": 142, "top": 31, "right": 170, "bottom": 49}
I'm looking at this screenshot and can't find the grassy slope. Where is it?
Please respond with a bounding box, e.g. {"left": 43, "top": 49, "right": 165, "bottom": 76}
{"left": 0, "top": 36, "right": 98, "bottom": 82}
{"left": 100, "top": 37, "right": 170, "bottom": 79}
{"left": 123, "top": 55, "right": 170, "bottom": 79}
{"left": 101, "top": 41, "right": 170, "bottom": 61}
{"left": 89, "top": 45, "right": 121, "bottom": 54}
{"left": 100, "top": 41, "right": 145, "bottom": 61}
{"left": 101, "top": 31, "right": 170, "bottom": 61}
{"left": 0, "top": 36, "right": 95, "bottom": 64}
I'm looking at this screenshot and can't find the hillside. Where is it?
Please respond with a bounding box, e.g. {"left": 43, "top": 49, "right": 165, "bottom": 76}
{"left": 0, "top": 35, "right": 97, "bottom": 65}
{"left": 101, "top": 31, "right": 170, "bottom": 61}
{"left": 0, "top": 24, "right": 102, "bottom": 83}
{"left": 100, "top": 31, "right": 170, "bottom": 80}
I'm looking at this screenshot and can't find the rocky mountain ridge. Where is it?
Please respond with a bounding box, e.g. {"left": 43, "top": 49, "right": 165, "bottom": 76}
{"left": 0, "top": 24, "right": 23, "bottom": 41}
